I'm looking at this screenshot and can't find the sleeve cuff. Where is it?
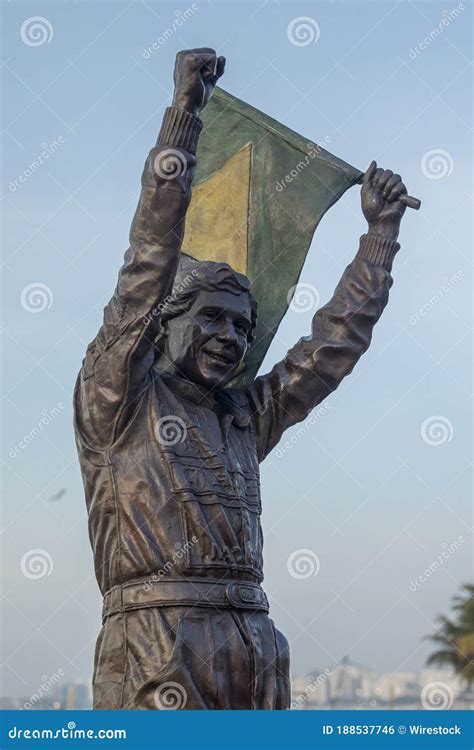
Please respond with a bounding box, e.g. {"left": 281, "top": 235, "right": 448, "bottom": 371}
{"left": 356, "top": 233, "right": 400, "bottom": 272}
{"left": 157, "top": 106, "right": 202, "bottom": 154}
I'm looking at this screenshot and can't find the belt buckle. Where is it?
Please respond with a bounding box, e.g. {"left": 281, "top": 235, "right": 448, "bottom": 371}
{"left": 239, "top": 585, "right": 257, "bottom": 604}
{"left": 226, "top": 582, "right": 260, "bottom": 608}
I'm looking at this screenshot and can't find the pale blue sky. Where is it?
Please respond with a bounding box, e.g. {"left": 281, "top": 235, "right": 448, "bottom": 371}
{"left": 1, "top": 0, "right": 472, "bottom": 697}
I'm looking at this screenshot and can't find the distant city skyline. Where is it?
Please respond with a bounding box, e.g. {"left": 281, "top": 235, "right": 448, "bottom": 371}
{"left": 1, "top": 665, "right": 471, "bottom": 712}
{"left": 291, "top": 658, "right": 472, "bottom": 711}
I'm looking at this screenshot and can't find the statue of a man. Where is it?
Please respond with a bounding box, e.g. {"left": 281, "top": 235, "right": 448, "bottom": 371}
{"left": 74, "top": 48, "right": 409, "bottom": 710}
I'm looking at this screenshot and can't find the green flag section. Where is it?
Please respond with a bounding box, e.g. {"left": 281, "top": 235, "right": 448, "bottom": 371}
{"left": 182, "top": 87, "right": 362, "bottom": 385}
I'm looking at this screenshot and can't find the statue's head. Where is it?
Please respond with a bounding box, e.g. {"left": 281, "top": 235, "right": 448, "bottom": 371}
{"left": 156, "top": 254, "right": 257, "bottom": 390}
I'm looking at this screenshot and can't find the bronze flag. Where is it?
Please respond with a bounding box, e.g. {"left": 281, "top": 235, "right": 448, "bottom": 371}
{"left": 182, "top": 87, "right": 362, "bottom": 384}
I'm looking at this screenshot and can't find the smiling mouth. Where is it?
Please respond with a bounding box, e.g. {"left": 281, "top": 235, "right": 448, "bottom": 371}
{"left": 203, "top": 349, "right": 235, "bottom": 366}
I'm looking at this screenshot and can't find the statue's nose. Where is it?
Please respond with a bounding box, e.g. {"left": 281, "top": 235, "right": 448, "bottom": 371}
{"left": 215, "top": 324, "right": 236, "bottom": 344}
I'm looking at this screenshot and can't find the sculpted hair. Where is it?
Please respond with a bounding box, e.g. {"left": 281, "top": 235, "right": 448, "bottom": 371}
{"left": 158, "top": 253, "right": 258, "bottom": 344}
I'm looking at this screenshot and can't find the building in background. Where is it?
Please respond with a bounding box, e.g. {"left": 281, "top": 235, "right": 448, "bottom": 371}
{"left": 0, "top": 681, "right": 92, "bottom": 710}
{"left": 291, "top": 657, "right": 471, "bottom": 710}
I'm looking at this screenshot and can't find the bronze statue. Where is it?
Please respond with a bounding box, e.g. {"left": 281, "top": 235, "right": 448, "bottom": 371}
{"left": 74, "top": 49, "right": 417, "bottom": 709}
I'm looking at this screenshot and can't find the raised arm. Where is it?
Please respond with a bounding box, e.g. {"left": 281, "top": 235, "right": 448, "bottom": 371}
{"left": 74, "top": 49, "right": 225, "bottom": 447}
{"left": 246, "top": 163, "right": 409, "bottom": 462}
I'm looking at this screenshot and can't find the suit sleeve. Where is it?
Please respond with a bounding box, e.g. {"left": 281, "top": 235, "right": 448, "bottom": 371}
{"left": 245, "top": 233, "right": 400, "bottom": 462}
{"left": 74, "top": 107, "right": 202, "bottom": 447}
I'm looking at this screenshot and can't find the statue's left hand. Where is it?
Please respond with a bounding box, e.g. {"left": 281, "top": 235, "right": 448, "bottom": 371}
{"left": 172, "top": 48, "right": 226, "bottom": 117}
{"left": 361, "top": 161, "right": 407, "bottom": 242}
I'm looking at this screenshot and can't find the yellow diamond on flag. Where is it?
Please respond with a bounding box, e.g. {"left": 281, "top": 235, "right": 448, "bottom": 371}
{"left": 183, "top": 144, "right": 251, "bottom": 277}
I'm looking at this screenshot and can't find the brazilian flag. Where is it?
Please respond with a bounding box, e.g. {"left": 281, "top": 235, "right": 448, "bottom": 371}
{"left": 182, "top": 87, "right": 362, "bottom": 384}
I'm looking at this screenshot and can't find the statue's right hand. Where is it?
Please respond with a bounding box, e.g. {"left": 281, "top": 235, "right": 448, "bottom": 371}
{"left": 172, "top": 48, "right": 225, "bottom": 117}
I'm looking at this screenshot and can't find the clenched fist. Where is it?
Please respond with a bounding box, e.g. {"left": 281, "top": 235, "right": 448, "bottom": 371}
{"left": 172, "top": 48, "right": 226, "bottom": 117}
{"left": 362, "top": 161, "right": 408, "bottom": 242}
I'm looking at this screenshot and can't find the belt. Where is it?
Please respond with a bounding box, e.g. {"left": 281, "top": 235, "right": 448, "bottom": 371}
{"left": 102, "top": 577, "right": 269, "bottom": 621}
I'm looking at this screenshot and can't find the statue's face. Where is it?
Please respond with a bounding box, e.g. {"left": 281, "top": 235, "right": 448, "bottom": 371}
{"left": 162, "top": 288, "right": 253, "bottom": 389}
